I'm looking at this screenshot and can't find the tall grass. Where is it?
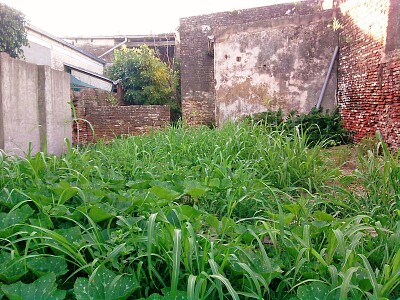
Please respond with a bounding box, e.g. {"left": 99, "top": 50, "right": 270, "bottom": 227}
{"left": 0, "top": 122, "right": 398, "bottom": 299}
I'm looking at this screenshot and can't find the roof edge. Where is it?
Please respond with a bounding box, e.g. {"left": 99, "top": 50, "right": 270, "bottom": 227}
{"left": 26, "top": 24, "right": 106, "bottom": 65}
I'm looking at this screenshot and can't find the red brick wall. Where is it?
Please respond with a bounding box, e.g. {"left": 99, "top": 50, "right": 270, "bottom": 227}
{"left": 72, "top": 89, "right": 170, "bottom": 144}
{"left": 337, "top": 0, "right": 400, "bottom": 147}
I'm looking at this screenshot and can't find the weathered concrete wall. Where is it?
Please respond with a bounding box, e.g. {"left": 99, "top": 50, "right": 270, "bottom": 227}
{"left": 337, "top": 0, "right": 400, "bottom": 147}
{"left": 72, "top": 89, "right": 170, "bottom": 144}
{"left": 179, "top": 1, "right": 338, "bottom": 126}
{"left": 0, "top": 53, "right": 72, "bottom": 156}
{"left": 215, "top": 10, "right": 337, "bottom": 124}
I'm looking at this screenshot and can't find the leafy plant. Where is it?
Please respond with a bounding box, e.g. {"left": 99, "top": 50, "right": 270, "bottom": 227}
{"left": 2, "top": 273, "right": 66, "bottom": 300}
{"left": 107, "top": 45, "right": 179, "bottom": 108}
{"left": 0, "top": 121, "right": 398, "bottom": 299}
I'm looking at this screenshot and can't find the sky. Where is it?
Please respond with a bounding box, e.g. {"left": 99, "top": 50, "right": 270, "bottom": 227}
{"left": 1, "top": 0, "right": 298, "bottom": 37}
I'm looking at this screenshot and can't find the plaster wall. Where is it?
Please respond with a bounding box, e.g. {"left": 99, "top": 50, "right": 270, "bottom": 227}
{"left": 179, "top": 1, "right": 338, "bottom": 126}
{"left": 214, "top": 11, "right": 337, "bottom": 124}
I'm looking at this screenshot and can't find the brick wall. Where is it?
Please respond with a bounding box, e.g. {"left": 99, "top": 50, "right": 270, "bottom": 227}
{"left": 179, "top": 0, "right": 329, "bottom": 126}
{"left": 337, "top": 0, "right": 400, "bottom": 147}
{"left": 72, "top": 89, "right": 170, "bottom": 144}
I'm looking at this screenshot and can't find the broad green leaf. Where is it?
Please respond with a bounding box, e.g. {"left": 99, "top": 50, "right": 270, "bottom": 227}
{"left": 183, "top": 181, "right": 209, "bottom": 199}
{"left": 284, "top": 203, "right": 301, "bottom": 215}
{"left": 58, "top": 186, "right": 80, "bottom": 204}
{"left": 150, "top": 185, "right": 180, "bottom": 201}
{"left": 205, "top": 215, "right": 220, "bottom": 231}
{"left": 208, "top": 178, "right": 220, "bottom": 188}
{"left": 126, "top": 179, "right": 151, "bottom": 189}
{"left": 1, "top": 273, "right": 66, "bottom": 300}
{"left": 54, "top": 226, "right": 84, "bottom": 246}
{"left": 29, "top": 212, "right": 53, "bottom": 229}
{"left": 146, "top": 291, "right": 188, "bottom": 300}
{"left": 27, "top": 255, "right": 68, "bottom": 277}
{"left": 0, "top": 204, "right": 34, "bottom": 237}
{"left": 297, "top": 282, "right": 330, "bottom": 300}
{"left": 48, "top": 204, "right": 70, "bottom": 217}
{"left": 0, "top": 251, "right": 28, "bottom": 283}
{"left": 0, "top": 189, "right": 26, "bottom": 209}
{"left": 167, "top": 209, "right": 181, "bottom": 228}
{"left": 313, "top": 211, "right": 335, "bottom": 222}
{"left": 73, "top": 265, "right": 139, "bottom": 300}
{"left": 88, "top": 203, "right": 115, "bottom": 223}
{"left": 177, "top": 205, "right": 202, "bottom": 220}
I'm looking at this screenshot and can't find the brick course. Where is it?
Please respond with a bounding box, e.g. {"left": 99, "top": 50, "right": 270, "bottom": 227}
{"left": 72, "top": 89, "right": 170, "bottom": 144}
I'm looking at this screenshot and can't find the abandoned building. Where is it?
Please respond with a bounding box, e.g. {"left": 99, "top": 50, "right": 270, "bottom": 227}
{"left": 179, "top": 0, "right": 400, "bottom": 147}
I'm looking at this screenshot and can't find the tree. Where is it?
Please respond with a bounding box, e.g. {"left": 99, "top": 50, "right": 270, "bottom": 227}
{"left": 107, "top": 45, "right": 178, "bottom": 106}
{"left": 0, "top": 3, "right": 28, "bottom": 58}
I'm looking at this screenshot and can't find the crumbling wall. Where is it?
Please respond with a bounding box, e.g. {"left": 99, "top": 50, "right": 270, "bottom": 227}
{"left": 337, "top": 0, "right": 400, "bottom": 147}
{"left": 215, "top": 10, "right": 337, "bottom": 124}
{"left": 179, "top": 1, "right": 338, "bottom": 126}
{"left": 72, "top": 89, "right": 170, "bottom": 144}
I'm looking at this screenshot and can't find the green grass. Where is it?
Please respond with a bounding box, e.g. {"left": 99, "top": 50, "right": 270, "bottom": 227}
{"left": 0, "top": 122, "right": 398, "bottom": 299}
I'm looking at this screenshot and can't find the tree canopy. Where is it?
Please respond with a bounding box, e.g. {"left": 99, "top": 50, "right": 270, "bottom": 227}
{"left": 107, "top": 45, "right": 177, "bottom": 106}
{"left": 0, "top": 3, "right": 28, "bottom": 58}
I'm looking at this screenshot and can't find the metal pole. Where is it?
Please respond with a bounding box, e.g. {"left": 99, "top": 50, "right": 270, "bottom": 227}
{"left": 316, "top": 45, "right": 339, "bottom": 110}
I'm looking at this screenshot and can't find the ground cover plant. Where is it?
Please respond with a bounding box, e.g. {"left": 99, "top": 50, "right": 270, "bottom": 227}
{"left": 0, "top": 121, "right": 399, "bottom": 299}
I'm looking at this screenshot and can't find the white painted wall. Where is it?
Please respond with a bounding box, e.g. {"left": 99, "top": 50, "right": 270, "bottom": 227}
{"left": 23, "top": 28, "right": 104, "bottom": 74}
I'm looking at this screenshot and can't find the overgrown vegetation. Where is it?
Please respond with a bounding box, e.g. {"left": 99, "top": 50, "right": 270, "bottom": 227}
{"left": 248, "top": 108, "right": 350, "bottom": 147}
{"left": 107, "top": 45, "right": 181, "bottom": 120}
{"left": 0, "top": 3, "right": 28, "bottom": 58}
{"left": 0, "top": 122, "right": 398, "bottom": 299}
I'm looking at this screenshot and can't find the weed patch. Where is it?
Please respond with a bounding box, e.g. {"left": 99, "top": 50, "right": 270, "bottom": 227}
{"left": 0, "top": 123, "right": 398, "bottom": 299}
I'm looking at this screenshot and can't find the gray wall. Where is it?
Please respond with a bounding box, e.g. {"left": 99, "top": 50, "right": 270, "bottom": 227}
{"left": 179, "top": 1, "right": 338, "bottom": 126}
{"left": 0, "top": 53, "right": 72, "bottom": 156}
{"left": 214, "top": 11, "right": 337, "bottom": 124}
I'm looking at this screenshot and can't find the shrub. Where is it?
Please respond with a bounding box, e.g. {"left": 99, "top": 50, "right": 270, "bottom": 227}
{"left": 247, "top": 107, "right": 350, "bottom": 147}
{"left": 107, "top": 45, "right": 179, "bottom": 107}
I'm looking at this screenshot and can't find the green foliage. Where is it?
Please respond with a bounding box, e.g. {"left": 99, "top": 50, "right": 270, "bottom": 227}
{"left": 74, "top": 266, "right": 139, "bottom": 300}
{"left": 290, "top": 108, "right": 350, "bottom": 147}
{"left": 107, "top": 45, "right": 179, "bottom": 111}
{"left": 0, "top": 3, "right": 28, "bottom": 58}
{"left": 248, "top": 107, "right": 350, "bottom": 147}
{"left": 1, "top": 273, "right": 66, "bottom": 300}
{"left": 0, "top": 123, "right": 398, "bottom": 299}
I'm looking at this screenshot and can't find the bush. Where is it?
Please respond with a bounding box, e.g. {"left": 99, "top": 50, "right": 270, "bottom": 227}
{"left": 247, "top": 107, "right": 350, "bottom": 147}
{"left": 107, "top": 45, "right": 179, "bottom": 107}
{"left": 0, "top": 3, "right": 28, "bottom": 58}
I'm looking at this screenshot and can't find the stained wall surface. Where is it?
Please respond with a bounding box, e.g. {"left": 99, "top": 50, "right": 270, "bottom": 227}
{"left": 215, "top": 11, "right": 337, "bottom": 124}
{"left": 179, "top": 1, "right": 338, "bottom": 126}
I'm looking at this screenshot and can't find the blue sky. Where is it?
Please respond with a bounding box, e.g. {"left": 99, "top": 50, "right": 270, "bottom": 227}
{"left": 1, "top": 0, "right": 299, "bottom": 36}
